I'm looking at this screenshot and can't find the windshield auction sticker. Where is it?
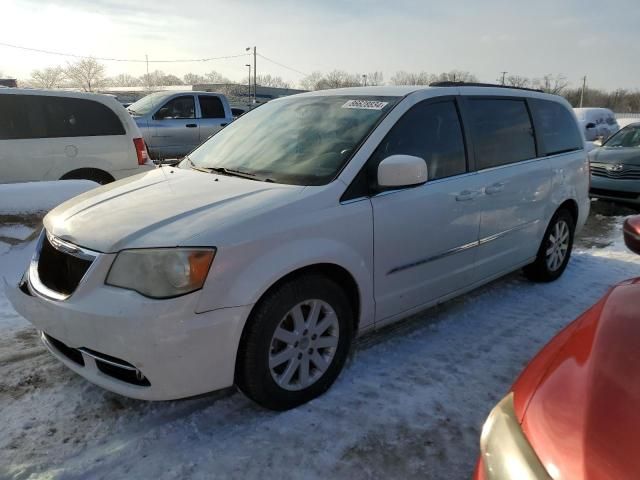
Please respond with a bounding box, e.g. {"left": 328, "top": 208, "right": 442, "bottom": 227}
{"left": 342, "top": 100, "right": 389, "bottom": 110}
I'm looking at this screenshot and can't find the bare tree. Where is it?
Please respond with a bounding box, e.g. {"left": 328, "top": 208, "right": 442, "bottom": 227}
{"left": 431, "top": 70, "right": 478, "bottom": 83}
{"left": 30, "top": 66, "right": 66, "bottom": 89}
{"left": 183, "top": 73, "right": 207, "bottom": 85}
{"left": 534, "top": 74, "right": 569, "bottom": 95}
{"left": 108, "top": 73, "right": 140, "bottom": 87}
{"left": 364, "top": 71, "right": 384, "bottom": 86}
{"left": 204, "top": 70, "right": 231, "bottom": 84}
{"left": 390, "top": 71, "right": 431, "bottom": 85}
{"left": 315, "top": 70, "right": 362, "bottom": 90}
{"left": 300, "top": 71, "right": 324, "bottom": 90}
{"left": 502, "top": 75, "right": 531, "bottom": 88}
{"left": 255, "top": 74, "right": 291, "bottom": 89}
{"left": 64, "top": 58, "right": 106, "bottom": 92}
{"left": 159, "top": 74, "right": 183, "bottom": 86}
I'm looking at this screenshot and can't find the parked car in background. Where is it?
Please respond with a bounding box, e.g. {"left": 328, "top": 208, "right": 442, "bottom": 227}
{"left": 589, "top": 122, "right": 640, "bottom": 205}
{"left": 574, "top": 107, "right": 619, "bottom": 142}
{"left": 474, "top": 215, "right": 640, "bottom": 480}
{"left": 0, "top": 89, "right": 153, "bottom": 184}
{"left": 9, "top": 85, "right": 589, "bottom": 410}
{"left": 128, "top": 91, "right": 233, "bottom": 160}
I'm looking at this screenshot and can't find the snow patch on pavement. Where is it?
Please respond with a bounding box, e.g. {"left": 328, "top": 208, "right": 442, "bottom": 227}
{"left": 0, "top": 180, "right": 97, "bottom": 215}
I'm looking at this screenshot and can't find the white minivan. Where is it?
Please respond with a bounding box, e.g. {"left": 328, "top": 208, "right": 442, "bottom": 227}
{"left": 8, "top": 85, "right": 590, "bottom": 410}
{"left": 0, "top": 89, "right": 154, "bottom": 184}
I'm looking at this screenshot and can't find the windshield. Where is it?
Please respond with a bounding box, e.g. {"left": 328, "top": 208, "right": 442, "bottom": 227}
{"left": 183, "top": 95, "right": 399, "bottom": 185}
{"left": 127, "top": 92, "right": 171, "bottom": 116}
{"left": 604, "top": 125, "right": 640, "bottom": 148}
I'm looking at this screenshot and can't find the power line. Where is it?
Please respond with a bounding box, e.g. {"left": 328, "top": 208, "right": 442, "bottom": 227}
{"left": 257, "top": 53, "right": 308, "bottom": 77}
{"left": 0, "top": 41, "right": 249, "bottom": 63}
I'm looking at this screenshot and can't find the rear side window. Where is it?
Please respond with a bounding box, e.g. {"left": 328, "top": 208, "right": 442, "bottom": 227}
{"left": 0, "top": 95, "right": 47, "bottom": 140}
{"left": 467, "top": 99, "right": 536, "bottom": 169}
{"left": 42, "top": 96, "right": 125, "bottom": 137}
{"left": 199, "top": 96, "right": 226, "bottom": 119}
{"left": 371, "top": 100, "right": 467, "bottom": 182}
{"left": 530, "top": 99, "right": 582, "bottom": 156}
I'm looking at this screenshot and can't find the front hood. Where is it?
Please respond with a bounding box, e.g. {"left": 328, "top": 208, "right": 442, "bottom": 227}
{"left": 45, "top": 168, "right": 304, "bottom": 252}
{"left": 520, "top": 279, "right": 640, "bottom": 479}
{"left": 590, "top": 147, "right": 640, "bottom": 166}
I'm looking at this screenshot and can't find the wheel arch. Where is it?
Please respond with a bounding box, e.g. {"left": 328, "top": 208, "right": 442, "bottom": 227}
{"left": 60, "top": 168, "right": 115, "bottom": 184}
{"left": 233, "top": 262, "right": 362, "bottom": 389}
{"left": 557, "top": 198, "right": 579, "bottom": 224}
{"left": 246, "top": 262, "right": 361, "bottom": 333}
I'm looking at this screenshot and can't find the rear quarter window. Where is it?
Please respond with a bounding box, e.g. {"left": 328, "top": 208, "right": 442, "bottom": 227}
{"left": 530, "top": 99, "right": 583, "bottom": 156}
{"left": 466, "top": 98, "right": 537, "bottom": 170}
{"left": 42, "top": 96, "right": 126, "bottom": 138}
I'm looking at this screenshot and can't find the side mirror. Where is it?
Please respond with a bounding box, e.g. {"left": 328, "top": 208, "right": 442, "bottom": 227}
{"left": 623, "top": 216, "right": 640, "bottom": 255}
{"left": 377, "top": 154, "right": 428, "bottom": 188}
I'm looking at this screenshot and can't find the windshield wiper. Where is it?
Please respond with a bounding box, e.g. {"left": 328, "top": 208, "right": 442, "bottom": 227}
{"left": 187, "top": 160, "right": 276, "bottom": 182}
{"left": 209, "top": 167, "right": 265, "bottom": 181}
{"left": 184, "top": 157, "right": 214, "bottom": 173}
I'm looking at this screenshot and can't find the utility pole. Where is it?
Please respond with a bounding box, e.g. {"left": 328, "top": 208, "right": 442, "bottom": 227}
{"left": 145, "top": 54, "right": 150, "bottom": 90}
{"left": 245, "top": 64, "right": 251, "bottom": 106}
{"left": 579, "top": 76, "right": 587, "bottom": 108}
{"left": 246, "top": 46, "right": 257, "bottom": 104}
{"left": 500, "top": 71, "right": 507, "bottom": 85}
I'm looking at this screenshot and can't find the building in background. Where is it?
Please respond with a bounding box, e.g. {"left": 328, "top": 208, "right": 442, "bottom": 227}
{"left": 0, "top": 79, "right": 18, "bottom": 87}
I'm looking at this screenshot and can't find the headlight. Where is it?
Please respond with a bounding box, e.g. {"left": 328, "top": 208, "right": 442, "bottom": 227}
{"left": 480, "top": 393, "right": 551, "bottom": 480}
{"left": 106, "top": 248, "right": 215, "bottom": 299}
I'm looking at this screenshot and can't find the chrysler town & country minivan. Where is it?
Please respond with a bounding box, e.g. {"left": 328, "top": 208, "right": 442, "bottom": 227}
{"left": 8, "top": 85, "right": 590, "bottom": 410}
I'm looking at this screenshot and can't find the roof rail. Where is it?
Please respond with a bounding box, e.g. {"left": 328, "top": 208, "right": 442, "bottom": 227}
{"left": 429, "top": 81, "right": 544, "bottom": 93}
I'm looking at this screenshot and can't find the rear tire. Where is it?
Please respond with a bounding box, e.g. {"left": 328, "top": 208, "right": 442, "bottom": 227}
{"left": 524, "top": 209, "right": 575, "bottom": 282}
{"left": 236, "top": 274, "right": 353, "bottom": 410}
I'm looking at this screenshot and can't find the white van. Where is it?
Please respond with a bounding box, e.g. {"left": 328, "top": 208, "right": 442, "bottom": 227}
{"left": 9, "top": 85, "right": 590, "bottom": 410}
{"left": 574, "top": 107, "right": 620, "bottom": 142}
{"left": 0, "top": 89, "right": 154, "bottom": 184}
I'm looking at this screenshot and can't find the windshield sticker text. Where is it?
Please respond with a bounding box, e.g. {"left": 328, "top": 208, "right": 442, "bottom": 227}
{"left": 342, "top": 100, "right": 388, "bottom": 110}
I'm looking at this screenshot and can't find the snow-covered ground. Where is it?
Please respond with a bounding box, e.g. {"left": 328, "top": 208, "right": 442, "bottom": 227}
{"left": 0, "top": 181, "right": 97, "bottom": 216}
{"left": 0, "top": 200, "right": 638, "bottom": 480}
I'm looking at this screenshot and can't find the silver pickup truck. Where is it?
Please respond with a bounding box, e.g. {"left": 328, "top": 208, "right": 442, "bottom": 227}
{"left": 127, "top": 91, "right": 233, "bottom": 160}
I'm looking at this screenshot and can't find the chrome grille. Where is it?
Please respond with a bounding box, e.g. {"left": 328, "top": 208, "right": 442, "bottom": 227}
{"left": 29, "top": 230, "right": 98, "bottom": 300}
{"left": 590, "top": 163, "right": 640, "bottom": 180}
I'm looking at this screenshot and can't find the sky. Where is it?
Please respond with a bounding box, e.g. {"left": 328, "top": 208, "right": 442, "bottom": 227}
{"left": 0, "top": 0, "right": 639, "bottom": 90}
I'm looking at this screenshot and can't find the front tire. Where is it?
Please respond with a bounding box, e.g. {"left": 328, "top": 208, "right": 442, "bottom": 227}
{"left": 524, "top": 209, "right": 575, "bottom": 282}
{"left": 236, "top": 274, "right": 353, "bottom": 410}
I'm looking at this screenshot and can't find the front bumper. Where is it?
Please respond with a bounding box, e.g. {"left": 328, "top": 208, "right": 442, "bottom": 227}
{"left": 590, "top": 175, "right": 640, "bottom": 204}
{"left": 5, "top": 271, "right": 252, "bottom": 400}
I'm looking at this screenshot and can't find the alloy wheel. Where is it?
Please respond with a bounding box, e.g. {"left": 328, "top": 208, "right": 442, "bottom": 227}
{"left": 268, "top": 299, "right": 340, "bottom": 391}
{"left": 546, "top": 219, "right": 570, "bottom": 271}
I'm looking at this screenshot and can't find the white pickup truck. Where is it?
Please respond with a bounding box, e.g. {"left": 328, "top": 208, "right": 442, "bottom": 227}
{"left": 127, "top": 91, "right": 233, "bottom": 160}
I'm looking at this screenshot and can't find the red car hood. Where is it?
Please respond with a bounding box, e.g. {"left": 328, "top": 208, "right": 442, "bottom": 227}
{"left": 518, "top": 278, "right": 640, "bottom": 480}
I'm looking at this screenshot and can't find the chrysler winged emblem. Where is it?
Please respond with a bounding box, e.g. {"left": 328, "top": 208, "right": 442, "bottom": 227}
{"left": 608, "top": 164, "right": 625, "bottom": 172}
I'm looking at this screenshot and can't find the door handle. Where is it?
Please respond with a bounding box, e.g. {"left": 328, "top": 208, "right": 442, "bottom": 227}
{"left": 455, "top": 190, "right": 481, "bottom": 202}
{"left": 220, "top": 123, "right": 228, "bottom": 127}
{"left": 186, "top": 124, "right": 197, "bottom": 128}
{"left": 485, "top": 182, "right": 505, "bottom": 195}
